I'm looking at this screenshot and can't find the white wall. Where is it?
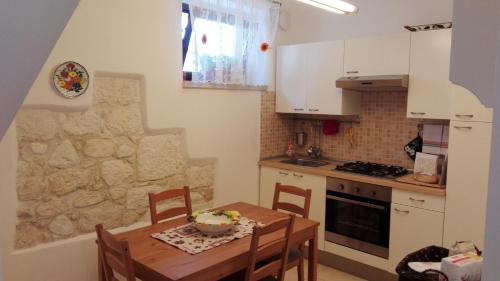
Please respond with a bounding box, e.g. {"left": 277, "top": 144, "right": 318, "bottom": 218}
{"left": 0, "top": 0, "right": 261, "bottom": 280}
{"left": 277, "top": 0, "right": 453, "bottom": 45}
{"left": 21, "top": 0, "right": 263, "bottom": 206}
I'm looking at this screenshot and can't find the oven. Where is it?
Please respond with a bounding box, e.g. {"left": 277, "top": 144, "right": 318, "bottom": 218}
{"left": 325, "top": 177, "right": 391, "bottom": 259}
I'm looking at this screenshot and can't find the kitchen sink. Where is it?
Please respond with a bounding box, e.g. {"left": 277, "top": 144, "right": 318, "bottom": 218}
{"left": 280, "top": 158, "right": 329, "bottom": 167}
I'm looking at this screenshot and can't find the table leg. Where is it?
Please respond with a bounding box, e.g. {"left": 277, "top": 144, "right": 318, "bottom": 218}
{"left": 308, "top": 226, "right": 318, "bottom": 281}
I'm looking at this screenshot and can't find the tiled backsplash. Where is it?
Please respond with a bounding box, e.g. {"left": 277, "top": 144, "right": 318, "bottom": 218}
{"left": 260, "top": 92, "right": 448, "bottom": 168}
{"left": 260, "top": 92, "right": 293, "bottom": 159}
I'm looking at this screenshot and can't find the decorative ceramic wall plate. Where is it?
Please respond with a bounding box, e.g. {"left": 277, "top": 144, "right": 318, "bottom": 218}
{"left": 52, "top": 61, "right": 89, "bottom": 99}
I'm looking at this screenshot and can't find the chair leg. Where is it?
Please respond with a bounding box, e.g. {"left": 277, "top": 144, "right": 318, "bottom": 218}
{"left": 297, "top": 243, "right": 306, "bottom": 281}
{"left": 297, "top": 257, "right": 305, "bottom": 281}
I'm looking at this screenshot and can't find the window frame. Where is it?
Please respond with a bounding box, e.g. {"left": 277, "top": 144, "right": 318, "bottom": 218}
{"left": 182, "top": 3, "right": 193, "bottom": 82}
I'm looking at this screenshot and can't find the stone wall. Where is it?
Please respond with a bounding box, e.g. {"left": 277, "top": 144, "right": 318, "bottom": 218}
{"left": 14, "top": 74, "right": 216, "bottom": 249}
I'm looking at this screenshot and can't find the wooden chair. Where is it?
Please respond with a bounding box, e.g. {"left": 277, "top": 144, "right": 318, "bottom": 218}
{"left": 219, "top": 215, "right": 295, "bottom": 281}
{"left": 95, "top": 224, "right": 136, "bottom": 281}
{"left": 272, "top": 183, "right": 312, "bottom": 281}
{"left": 244, "top": 214, "right": 296, "bottom": 281}
{"left": 148, "top": 186, "right": 192, "bottom": 224}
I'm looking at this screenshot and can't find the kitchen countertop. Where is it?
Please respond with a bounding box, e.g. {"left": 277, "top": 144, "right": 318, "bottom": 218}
{"left": 259, "top": 157, "right": 446, "bottom": 197}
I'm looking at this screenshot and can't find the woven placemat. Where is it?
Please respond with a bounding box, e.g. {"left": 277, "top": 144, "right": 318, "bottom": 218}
{"left": 151, "top": 217, "right": 261, "bottom": 254}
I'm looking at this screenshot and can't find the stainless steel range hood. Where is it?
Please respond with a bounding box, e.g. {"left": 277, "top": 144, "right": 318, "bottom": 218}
{"left": 336, "top": 75, "right": 409, "bottom": 92}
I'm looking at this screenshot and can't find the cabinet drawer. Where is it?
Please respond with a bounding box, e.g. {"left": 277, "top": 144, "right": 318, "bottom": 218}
{"left": 392, "top": 189, "right": 445, "bottom": 212}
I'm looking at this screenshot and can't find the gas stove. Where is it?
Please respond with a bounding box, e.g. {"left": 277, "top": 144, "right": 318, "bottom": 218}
{"left": 335, "top": 161, "right": 408, "bottom": 178}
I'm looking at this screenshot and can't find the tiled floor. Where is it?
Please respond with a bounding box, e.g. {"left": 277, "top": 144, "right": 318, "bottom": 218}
{"left": 284, "top": 263, "right": 367, "bottom": 281}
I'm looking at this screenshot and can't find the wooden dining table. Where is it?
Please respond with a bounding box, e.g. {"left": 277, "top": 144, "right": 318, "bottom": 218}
{"left": 112, "top": 202, "right": 319, "bottom": 281}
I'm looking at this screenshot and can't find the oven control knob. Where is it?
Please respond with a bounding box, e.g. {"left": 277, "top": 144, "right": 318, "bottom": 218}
{"left": 339, "top": 184, "right": 345, "bottom": 190}
{"left": 370, "top": 191, "right": 377, "bottom": 197}
{"left": 355, "top": 187, "right": 360, "bottom": 193}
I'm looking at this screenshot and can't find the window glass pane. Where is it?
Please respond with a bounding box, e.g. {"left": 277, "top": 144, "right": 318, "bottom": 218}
{"left": 183, "top": 18, "right": 236, "bottom": 73}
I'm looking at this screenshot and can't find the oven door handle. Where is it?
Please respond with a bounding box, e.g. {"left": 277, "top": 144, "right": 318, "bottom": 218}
{"left": 326, "top": 195, "right": 386, "bottom": 211}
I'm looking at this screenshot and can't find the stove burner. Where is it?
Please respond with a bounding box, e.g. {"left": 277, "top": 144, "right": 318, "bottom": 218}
{"left": 335, "top": 161, "right": 408, "bottom": 178}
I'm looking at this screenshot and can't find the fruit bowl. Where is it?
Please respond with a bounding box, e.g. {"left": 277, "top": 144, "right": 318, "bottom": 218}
{"left": 190, "top": 210, "right": 241, "bottom": 235}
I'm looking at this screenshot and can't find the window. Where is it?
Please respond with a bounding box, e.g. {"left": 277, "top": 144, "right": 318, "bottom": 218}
{"left": 182, "top": 3, "right": 193, "bottom": 81}
{"left": 182, "top": 4, "right": 238, "bottom": 82}
{"left": 182, "top": 0, "right": 280, "bottom": 89}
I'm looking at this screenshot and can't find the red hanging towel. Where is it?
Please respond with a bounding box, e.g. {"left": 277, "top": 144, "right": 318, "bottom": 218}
{"left": 323, "top": 120, "right": 339, "bottom": 135}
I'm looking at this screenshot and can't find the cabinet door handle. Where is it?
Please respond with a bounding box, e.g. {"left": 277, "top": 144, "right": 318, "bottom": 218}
{"left": 346, "top": 71, "right": 359, "bottom": 74}
{"left": 410, "top": 112, "right": 426, "bottom": 115}
{"left": 394, "top": 208, "right": 410, "bottom": 214}
{"left": 279, "top": 171, "right": 289, "bottom": 176}
{"left": 293, "top": 173, "right": 303, "bottom": 178}
{"left": 308, "top": 108, "right": 319, "bottom": 112}
{"left": 454, "top": 126, "right": 472, "bottom": 130}
{"left": 455, "top": 114, "right": 474, "bottom": 118}
{"left": 409, "top": 197, "right": 425, "bottom": 204}
{"left": 293, "top": 108, "right": 304, "bottom": 111}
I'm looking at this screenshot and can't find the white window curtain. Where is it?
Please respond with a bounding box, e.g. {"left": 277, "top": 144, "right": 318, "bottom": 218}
{"left": 184, "top": 0, "right": 280, "bottom": 87}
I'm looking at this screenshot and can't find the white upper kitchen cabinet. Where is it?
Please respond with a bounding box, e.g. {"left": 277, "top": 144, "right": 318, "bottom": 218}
{"left": 450, "top": 84, "right": 494, "bottom": 122}
{"left": 344, "top": 33, "right": 410, "bottom": 77}
{"left": 276, "top": 41, "right": 360, "bottom": 115}
{"left": 276, "top": 44, "right": 309, "bottom": 113}
{"left": 444, "top": 121, "right": 492, "bottom": 250}
{"left": 407, "top": 29, "right": 452, "bottom": 119}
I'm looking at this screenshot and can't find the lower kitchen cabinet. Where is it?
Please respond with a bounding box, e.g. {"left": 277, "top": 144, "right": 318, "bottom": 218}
{"left": 259, "top": 165, "right": 448, "bottom": 273}
{"left": 444, "top": 121, "right": 492, "bottom": 249}
{"left": 259, "top": 166, "right": 326, "bottom": 250}
{"left": 388, "top": 203, "right": 444, "bottom": 272}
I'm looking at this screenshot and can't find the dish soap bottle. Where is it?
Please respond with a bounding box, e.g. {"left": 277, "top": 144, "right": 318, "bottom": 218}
{"left": 285, "top": 139, "right": 295, "bottom": 158}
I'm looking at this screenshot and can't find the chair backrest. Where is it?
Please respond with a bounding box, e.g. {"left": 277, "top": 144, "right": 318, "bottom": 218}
{"left": 272, "top": 183, "right": 312, "bottom": 219}
{"left": 245, "top": 214, "right": 296, "bottom": 281}
{"left": 95, "top": 224, "right": 135, "bottom": 281}
{"left": 148, "top": 186, "right": 192, "bottom": 224}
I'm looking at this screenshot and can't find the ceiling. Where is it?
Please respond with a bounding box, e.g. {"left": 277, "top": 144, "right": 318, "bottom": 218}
{"left": 278, "top": 0, "right": 454, "bottom": 44}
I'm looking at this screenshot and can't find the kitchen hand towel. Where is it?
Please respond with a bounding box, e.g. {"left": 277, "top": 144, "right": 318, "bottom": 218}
{"left": 323, "top": 120, "right": 339, "bottom": 135}
{"left": 404, "top": 134, "right": 423, "bottom": 161}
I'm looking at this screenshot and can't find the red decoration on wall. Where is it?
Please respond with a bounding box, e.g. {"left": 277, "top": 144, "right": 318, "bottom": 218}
{"left": 260, "top": 42, "right": 270, "bottom": 52}
{"left": 201, "top": 34, "right": 207, "bottom": 45}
